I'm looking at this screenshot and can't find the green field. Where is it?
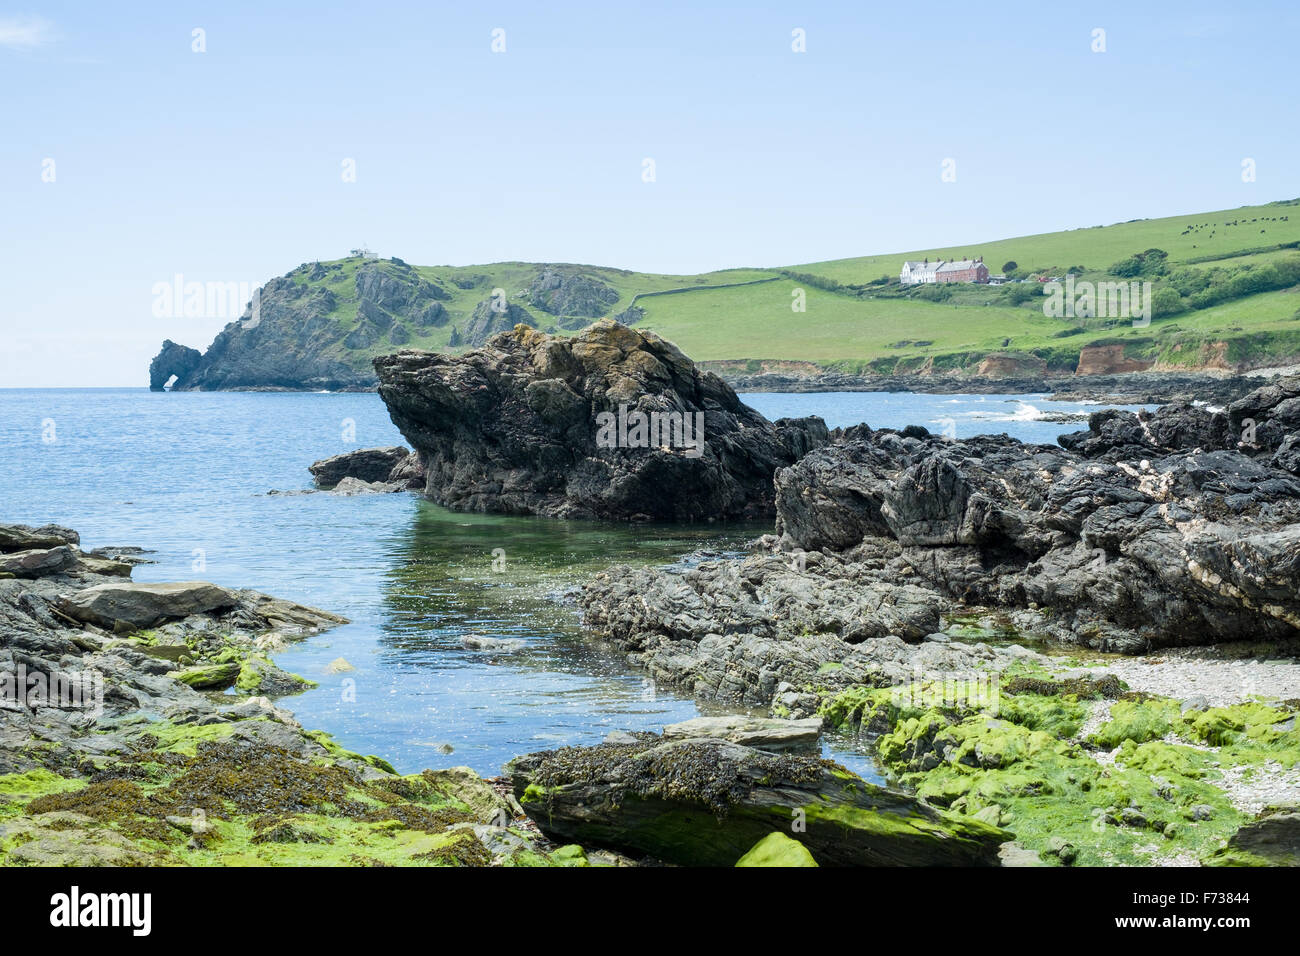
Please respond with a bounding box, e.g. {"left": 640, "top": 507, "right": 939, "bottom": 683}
{"left": 283, "top": 197, "right": 1300, "bottom": 378}
{"left": 792, "top": 201, "right": 1300, "bottom": 285}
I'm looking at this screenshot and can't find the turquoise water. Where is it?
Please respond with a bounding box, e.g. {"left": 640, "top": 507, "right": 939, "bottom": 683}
{"left": 0, "top": 388, "right": 1145, "bottom": 780}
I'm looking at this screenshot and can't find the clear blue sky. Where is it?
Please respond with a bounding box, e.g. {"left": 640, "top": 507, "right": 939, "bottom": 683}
{"left": 2, "top": 0, "right": 1296, "bottom": 386}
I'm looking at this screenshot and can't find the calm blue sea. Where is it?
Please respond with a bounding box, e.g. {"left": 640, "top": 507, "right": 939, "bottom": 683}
{"left": 0, "top": 388, "right": 1145, "bottom": 779}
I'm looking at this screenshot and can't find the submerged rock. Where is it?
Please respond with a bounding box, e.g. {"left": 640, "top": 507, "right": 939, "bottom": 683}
{"left": 508, "top": 736, "right": 1007, "bottom": 866}
{"left": 374, "top": 320, "right": 826, "bottom": 520}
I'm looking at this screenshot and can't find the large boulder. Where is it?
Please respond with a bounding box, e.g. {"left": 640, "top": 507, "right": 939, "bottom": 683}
{"left": 374, "top": 320, "right": 826, "bottom": 520}
{"left": 660, "top": 715, "right": 823, "bottom": 753}
{"left": 57, "top": 581, "right": 238, "bottom": 631}
{"left": 308, "top": 446, "right": 416, "bottom": 488}
{"left": 508, "top": 736, "right": 1007, "bottom": 866}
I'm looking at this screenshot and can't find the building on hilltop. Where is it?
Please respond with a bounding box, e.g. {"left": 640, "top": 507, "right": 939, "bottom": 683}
{"left": 900, "top": 256, "right": 989, "bottom": 285}
{"left": 934, "top": 257, "right": 990, "bottom": 284}
{"left": 899, "top": 259, "right": 940, "bottom": 285}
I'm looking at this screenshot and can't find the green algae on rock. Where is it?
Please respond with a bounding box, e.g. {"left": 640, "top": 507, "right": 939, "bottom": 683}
{"left": 736, "top": 831, "right": 819, "bottom": 867}
{"left": 818, "top": 676, "right": 1300, "bottom": 866}
{"left": 508, "top": 736, "right": 1007, "bottom": 866}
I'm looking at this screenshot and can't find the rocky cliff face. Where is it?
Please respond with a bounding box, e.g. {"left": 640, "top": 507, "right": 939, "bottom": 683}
{"left": 1075, "top": 343, "right": 1155, "bottom": 375}
{"left": 146, "top": 259, "right": 643, "bottom": 390}
{"left": 153, "top": 273, "right": 378, "bottom": 391}
{"left": 525, "top": 269, "right": 619, "bottom": 318}
{"left": 147, "top": 259, "right": 461, "bottom": 391}
{"left": 373, "top": 320, "right": 827, "bottom": 520}
{"left": 460, "top": 300, "right": 538, "bottom": 347}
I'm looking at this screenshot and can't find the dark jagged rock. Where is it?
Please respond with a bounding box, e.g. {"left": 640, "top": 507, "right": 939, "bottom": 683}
{"left": 578, "top": 543, "right": 1038, "bottom": 711}
{"left": 1058, "top": 404, "right": 1232, "bottom": 459}
{"left": 374, "top": 320, "right": 826, "bottom": 520}
{"left": 461, "top": 300, "right": 537, "bottom": 347}
{"left": 308, "top": 446, "right": 414, "bottom": 488}
{"left": 1058, "top": 374, "right": 1300, "bottom": 475}
{"left": 526, "top": 269, "right": 619, "bottom": 318}
{"left": 770, "top": 428, "right": 1300, "bottom": 652}
{"left": 1229, "top": 375, "right": 1300, "bottom": 468}
{"left": 148, "top": 340, "right": 202, "bottom": 391}
{"left": 580, "top": 374, "right": 1300, "bottom": 678}
{"left": 508, "top": 736, "right": 1007, "bottom": 866}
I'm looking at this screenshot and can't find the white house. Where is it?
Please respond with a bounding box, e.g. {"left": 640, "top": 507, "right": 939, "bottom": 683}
{"left": 900, "top": 259, "right": 940, "bottom": 285}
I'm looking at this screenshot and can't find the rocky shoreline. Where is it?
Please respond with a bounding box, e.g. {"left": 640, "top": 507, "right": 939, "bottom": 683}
{"left": 308, "top": 330, "right": 1299, "bottom": 865}
{"left": 0, "top": 521, "right": 585, "bottom": 866}
{"left": 564, "top": 374, "right": 1300, "bottom": 865}
{"left": 717, "top": 367, "right": 1284, "bottom": 406}
{"left": 10, "top": 332, "right": 1298, "bottom": 867}
{"left": 2, "top": 520, "right": 1022, "bottom": 867}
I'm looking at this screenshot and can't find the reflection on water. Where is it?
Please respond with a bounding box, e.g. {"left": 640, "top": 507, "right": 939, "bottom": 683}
{"left": 280, "top": 500, "right": 884, "bottom": 781}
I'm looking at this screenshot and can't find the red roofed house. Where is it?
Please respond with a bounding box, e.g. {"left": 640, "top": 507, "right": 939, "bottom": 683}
{"left": 934, "top": 257, "right": 990, "bottom": 284}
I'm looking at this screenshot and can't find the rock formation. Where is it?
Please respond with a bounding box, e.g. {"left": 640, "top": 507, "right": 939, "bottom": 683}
{"left": 148, "top": 340, "right": 202, "bottom": 391}
{"left": 578, "top": 375, "right": 1300, "bottom": 699}
{"left": 508, "top": 735, "right": 1006, "bottom": 866}
{"left": 525, "top": 269, "right": 619, "bottom": 319}
{"left": 373, "top": 320, "right": 828, "bottom": 520}
{"left": 460, "top": 300, "right": 537, "bottom": 347}
{"left": 148, "top": 258, "right": 457, "bottom": 391}
{"left": 307, "top": 446, "right": 421, "bottom": 489}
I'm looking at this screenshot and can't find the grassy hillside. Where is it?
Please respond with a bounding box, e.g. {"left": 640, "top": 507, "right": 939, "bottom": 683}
{"left": 792, "top": 200, "right": 1300, "bottom": 285}
{"left": 634, "top": 197, "right": 1300, "bottom": 376}
{"left": 257, "top": 197, "right": 1300, "bottom": 382}
{"left": 272, "top": 257, "right": 776, "bottom": 378}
